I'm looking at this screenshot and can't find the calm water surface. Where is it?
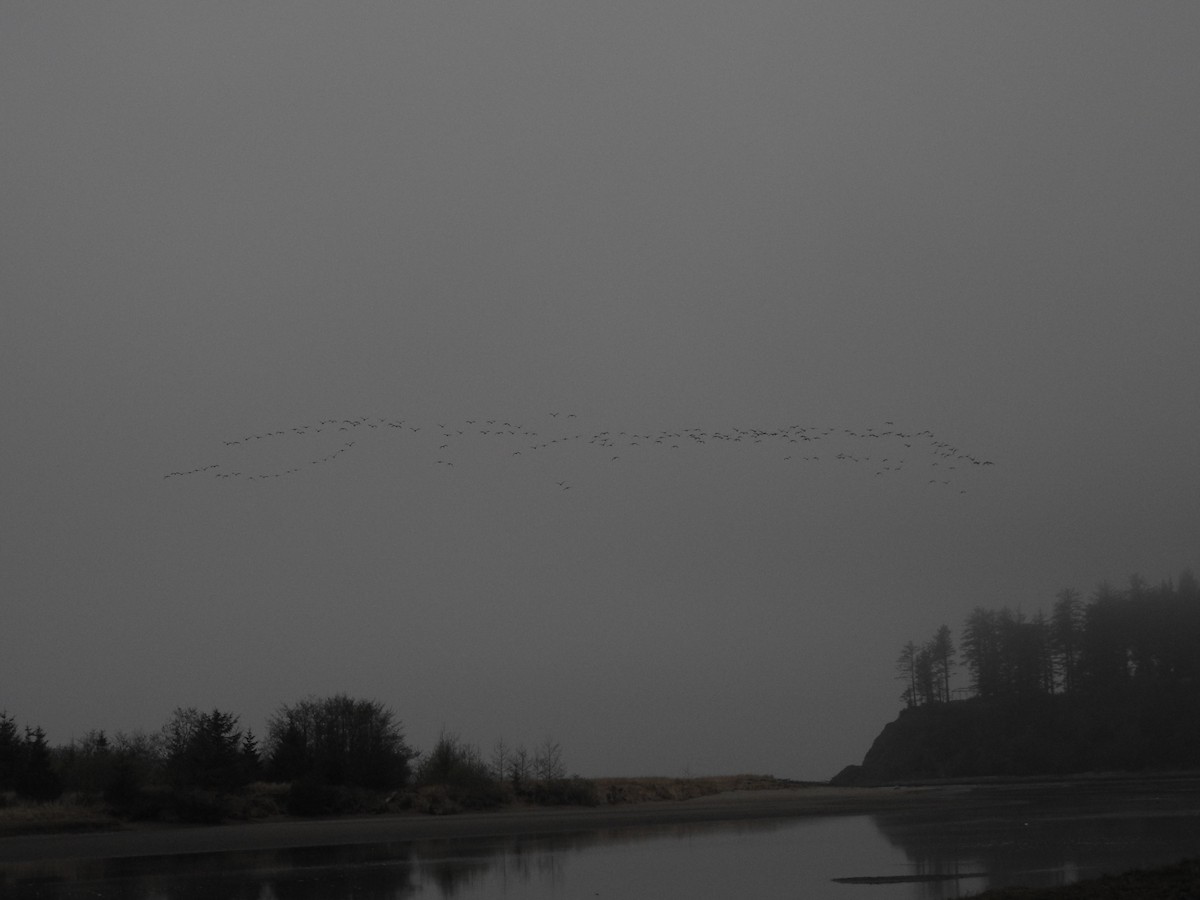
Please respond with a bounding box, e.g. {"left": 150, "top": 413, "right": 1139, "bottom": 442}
{"left": 5, "top": 779, "right": 1200, "bottom": 899}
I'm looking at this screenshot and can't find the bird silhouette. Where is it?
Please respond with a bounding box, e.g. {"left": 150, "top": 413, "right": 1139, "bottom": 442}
{"left": 175, "top": 411, "right": 993, "bottom": 494}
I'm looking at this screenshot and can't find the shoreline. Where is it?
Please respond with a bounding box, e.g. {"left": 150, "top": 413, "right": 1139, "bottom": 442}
{"left": 0, "top": 785, "right": 945, "bottom": 863}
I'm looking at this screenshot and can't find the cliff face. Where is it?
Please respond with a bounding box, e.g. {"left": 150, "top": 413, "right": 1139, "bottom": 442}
{"left": 832, "top": 686, "right": 1200, "bottom": 786}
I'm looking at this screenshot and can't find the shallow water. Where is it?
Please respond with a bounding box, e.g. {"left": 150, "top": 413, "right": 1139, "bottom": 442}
{"left": 5, "top": 779, "right": 1200, "bottom": 899}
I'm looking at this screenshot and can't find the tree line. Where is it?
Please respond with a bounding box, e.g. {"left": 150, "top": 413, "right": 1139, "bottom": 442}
{"left": 0, "top": 693, "right": 593, "bottom": 822}
{"left": 897, "top": 568, "right": 1200, "bottom": 706}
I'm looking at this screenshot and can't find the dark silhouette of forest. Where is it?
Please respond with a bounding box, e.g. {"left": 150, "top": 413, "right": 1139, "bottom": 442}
{"left": 0, "top": 693, "right": 596, "bottom": 827}
{"left": 836, "top": 568, "right": 1200, "bottom": 785}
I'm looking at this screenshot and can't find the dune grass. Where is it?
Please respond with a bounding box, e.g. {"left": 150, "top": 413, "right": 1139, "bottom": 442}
{"left": 591, "top": 774, "right": 810, "bottom": 804}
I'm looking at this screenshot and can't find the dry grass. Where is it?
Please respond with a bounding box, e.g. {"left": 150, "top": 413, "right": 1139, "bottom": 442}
{"left": 0, "top": 798, "right": 121, "bottom": 837}
{"left": 590, "top": 774, "right": 810, "bottom": 804}
{"left": 0, "top": 777, "right": 811, "bottom": 837}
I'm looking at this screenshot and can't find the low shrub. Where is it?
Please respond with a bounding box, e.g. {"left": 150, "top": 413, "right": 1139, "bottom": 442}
{"left": 112, "top": 785, "right": 171, "bottom": 822}
{"left": 414, "top": 732, "right": 507, "bottom": 812}
{"left": 169, "top": 788, "right": 226, "bottom": 825}
{"left": 236, "top": 781, "right": 287, "bottom": 819}
{"left": 285, "top": 778, "right": 386, "bottom": 816}
{"left": 0, "top": 799, "right": 119, "bottom": 836}
{"left": 524, "top": 777, "right": 600, "bottom": 807}
{"left": 415, "top": 785, "right": 462, "bottom": 816}
{"left": 286, "top": 777, "right": 339, "bottom": 816}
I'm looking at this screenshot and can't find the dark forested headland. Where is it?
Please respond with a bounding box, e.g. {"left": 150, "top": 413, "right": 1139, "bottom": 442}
{"left": 835, "top": 569, "right": 1200, "bottom": 785}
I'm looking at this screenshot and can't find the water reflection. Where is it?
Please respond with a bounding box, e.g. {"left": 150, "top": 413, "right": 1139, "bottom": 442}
{"left": 1, "top": 818, "right": 813, "bottom": 900}
{"left": 2, "top": 843, "right": 420, "bottom": 900}
{"left": 870, "top": 778, "right": 1200, "bottom": 896}
{"left": 5, "top": 780, "right": 1200, "bottom": 899}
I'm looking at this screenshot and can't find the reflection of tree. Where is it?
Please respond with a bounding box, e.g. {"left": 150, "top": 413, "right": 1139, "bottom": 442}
{"left": 410, "top": 838, "right": 503, "bottom": 897}
{"left": 2, "top": 846, "right": 419, "bottom": 900}
{"left": 267, "top": 844, "right": 417, "bottom": 900}
{"left": 868, "top": 780, "right": 1200, "bottom": 895}
{"left": 3, "top": 815, "right": 802, "bottom": 899}
{"left": 406, "top": 818, "right": 795, "bottom": 898}
{"left": 97, "top": 851, "right": 282, "bottom": 900}
{"left": 482, "top": 836, "right": 565, "bottom": 896}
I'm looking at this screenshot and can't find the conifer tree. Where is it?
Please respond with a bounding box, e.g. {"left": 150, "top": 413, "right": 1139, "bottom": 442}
{"left": 0, "top": 712, "right": 20, "bottom": 792}
{"left": 19, "top": 726, "right": 63, "bottom": 801}
{"left": 895, "top": 641, "right": 919, "bottom": 707}
{"left": 930, "top": 625, "right": 955, "bottom": 702}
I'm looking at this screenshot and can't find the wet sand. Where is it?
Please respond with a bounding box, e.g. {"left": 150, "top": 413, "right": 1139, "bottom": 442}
{"left": 0, "top": 785, "right": 945, "bottom": 864}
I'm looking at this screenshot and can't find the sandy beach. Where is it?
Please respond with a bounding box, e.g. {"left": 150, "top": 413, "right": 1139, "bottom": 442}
{"left": 0, "top": 785, "right": 943, "bottom": 864}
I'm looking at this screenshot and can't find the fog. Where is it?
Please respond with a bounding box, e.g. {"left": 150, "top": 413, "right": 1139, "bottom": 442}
{"left": 3, "top": 2, "right": 1197, "bottom": 779}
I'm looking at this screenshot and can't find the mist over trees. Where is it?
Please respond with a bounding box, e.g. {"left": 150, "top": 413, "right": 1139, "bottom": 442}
{"left": 896, "top": 624, "right": 955, "bottom": 707}
{"left": 898, "top": 570, "right": 1200, "bottom": 706}
{"left": 845, "top": 567, "right": 1200, "bottom": 784}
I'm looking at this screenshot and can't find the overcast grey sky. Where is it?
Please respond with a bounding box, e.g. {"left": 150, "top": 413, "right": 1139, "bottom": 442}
{"left": 3, "top": 2, "right": 1198, "bottom": 779}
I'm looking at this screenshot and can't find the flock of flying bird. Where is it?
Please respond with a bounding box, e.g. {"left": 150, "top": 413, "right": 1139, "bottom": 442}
{"left": 163, "top": 411, "right": 995, "bottom": 494}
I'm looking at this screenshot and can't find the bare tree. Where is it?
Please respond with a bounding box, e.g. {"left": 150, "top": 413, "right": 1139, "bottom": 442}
{"left": 534, "top": 736, "right": 564, "bottom": 781}
{"left": 510, "top": 744, "right": 531, "bottom": 787}
{"left": 489, "top": 738, "right": 510, "bottom": 782}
